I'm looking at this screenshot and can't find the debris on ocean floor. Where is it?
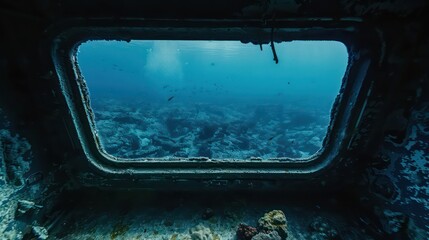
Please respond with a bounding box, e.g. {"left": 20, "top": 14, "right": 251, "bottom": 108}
{"left": 92, "top": 99, "right": 329, "bottom": 160}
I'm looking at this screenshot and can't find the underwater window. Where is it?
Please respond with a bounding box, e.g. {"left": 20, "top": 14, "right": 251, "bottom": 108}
{"left": 76, "top": 40, "right": 348, "bottom": 160}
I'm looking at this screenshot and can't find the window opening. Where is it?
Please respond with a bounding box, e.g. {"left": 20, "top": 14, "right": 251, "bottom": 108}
{"left": 77, "top": 40, "right": 348, "bottom": 160}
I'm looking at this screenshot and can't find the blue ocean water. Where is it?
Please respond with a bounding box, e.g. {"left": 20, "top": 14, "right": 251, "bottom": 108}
{"left": 77, "top": 40, "right": 348, "bottom": 159}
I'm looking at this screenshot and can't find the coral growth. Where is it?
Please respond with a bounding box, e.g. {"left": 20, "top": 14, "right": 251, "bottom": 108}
{"left": 257, "top": 210, "right": 288, "bottom": 240}
{"left": 252, "top": 231, "right": 281, "bottom": 240}
{"left": 236, "top": 210, "right": 288, "bottom": 240}
{"left": 189, "top": 224, "right": 219, "bottom": 240}
{"left": 236, "top": 223, "right": 258, "bottom": 240}
{"left": 31, "top": 226, "right": 49, "bottom": 240}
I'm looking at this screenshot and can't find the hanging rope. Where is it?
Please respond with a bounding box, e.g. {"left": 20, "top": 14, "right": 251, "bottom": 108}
{"left": 270, "top": 27, "right": 279, "bottom": 64}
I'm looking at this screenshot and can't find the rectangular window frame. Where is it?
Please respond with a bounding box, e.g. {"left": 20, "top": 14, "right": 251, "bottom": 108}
{"left": 51, "top": 19, "right": 373, "bottom": 180}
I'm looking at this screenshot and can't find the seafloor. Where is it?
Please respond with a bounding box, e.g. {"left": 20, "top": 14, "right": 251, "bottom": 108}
{"left": 48, "top": 191, "right": 376, "bottom": 240}
{"left": 91, "top": 98, "right": 330, "bottom": 160}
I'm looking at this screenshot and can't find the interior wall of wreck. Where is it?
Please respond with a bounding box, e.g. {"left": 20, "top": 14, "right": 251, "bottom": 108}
{"left": 351, "top": 21, "right": 429, "bottom": 238}
{"left": 0, "top": 12, "right": 72, "bottom": 239}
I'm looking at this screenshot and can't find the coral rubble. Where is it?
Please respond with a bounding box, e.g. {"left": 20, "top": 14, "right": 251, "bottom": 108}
{"left": 92, "top": 99, "right": 329, "bottom": 159}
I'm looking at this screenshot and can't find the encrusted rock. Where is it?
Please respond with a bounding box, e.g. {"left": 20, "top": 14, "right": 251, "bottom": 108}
{"left": 32, "top": 226, "right": 48, "bottom": 240}
{"left": 252, "top": 231, "right": 281, "bottom": 240}
{"left": 236, "top": 223, "right": 258, "bottom": 240}
{"left": 189, "top": 224, "right": 217, "bottom": 240}
{"left": 0, "top": 128, "right": 32, "bottom": 187}
{"left": 15, "top": 200, "right": 42, "bottom": 217}
{"left": 258, "top": 210, "right": 288, "bottom": 240}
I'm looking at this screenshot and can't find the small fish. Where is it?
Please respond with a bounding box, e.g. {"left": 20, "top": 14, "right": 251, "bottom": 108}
{"left": 268, "top": 134, "right": 282, "bottom": 141}
{"left": 158, "top": 135, "right": 176, "bottom": 143}
{"left": 163, "top": 85, "right": 169, "bottom": 89}
{"left": 167, "top": 96, "right": 175, "bottom": 101}
{"left": 288, "top": 82, "right": 290, "bottom": 85}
